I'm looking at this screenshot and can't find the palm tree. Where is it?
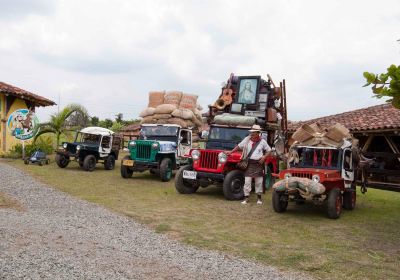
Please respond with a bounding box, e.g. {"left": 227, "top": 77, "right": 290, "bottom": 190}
{"left": 34, "top": 103, "right": 89, "bottom": 147}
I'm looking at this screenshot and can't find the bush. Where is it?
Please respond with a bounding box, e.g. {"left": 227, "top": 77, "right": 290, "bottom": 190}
{"left": 8, "top": 140, "right": 54, "bottom": 158}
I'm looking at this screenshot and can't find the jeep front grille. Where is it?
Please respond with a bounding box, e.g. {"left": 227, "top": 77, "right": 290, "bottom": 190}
{"left": 291, "top": 172, "right": 312, "bottom": 179}
{"left": 199, "top": 151, "right": 219, "bottom": 170}
{"left": 136, "top": 143, "right": 152, "bottom": 159}
{"left": 66, "top": 144, "right": 76, "bottom": 154}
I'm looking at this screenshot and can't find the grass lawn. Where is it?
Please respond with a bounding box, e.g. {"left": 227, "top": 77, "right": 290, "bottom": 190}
{"left": 4, "top": 154, "right": 400, "bottom": 280}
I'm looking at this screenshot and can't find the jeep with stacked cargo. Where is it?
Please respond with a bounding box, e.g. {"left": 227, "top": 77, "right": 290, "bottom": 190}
{"left": 271, "top": 123, "right": 360, "bottom": 219}
{"left": 121, "top": 124, "right": 193, "bottom": 182}
{"left": 56, "top": 127, "right": 121, "bottom": 171}
{"left": 175, "top": 74, "right": 288, "bottom": 200}
{"left": 121, "top": 90, "right": 204, "bottom": 181}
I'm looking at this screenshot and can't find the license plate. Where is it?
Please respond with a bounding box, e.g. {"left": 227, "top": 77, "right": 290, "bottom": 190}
{"left": 122, "top": 159, "right": 134, "bottom": 167}
{"left": 183, "top": 170, "right": 197, "bottom": 179}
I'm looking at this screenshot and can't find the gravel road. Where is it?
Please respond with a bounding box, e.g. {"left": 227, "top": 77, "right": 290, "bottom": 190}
{"left": 0, "top": 162, "right": 309, "bottom": 280}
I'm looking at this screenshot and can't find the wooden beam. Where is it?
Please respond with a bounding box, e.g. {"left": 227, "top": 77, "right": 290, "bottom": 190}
{"left": 384, "top": 135, "right": 400, "bottom": 154}
{"left": 362, "top": 135, "right": 374, "bottom": 152}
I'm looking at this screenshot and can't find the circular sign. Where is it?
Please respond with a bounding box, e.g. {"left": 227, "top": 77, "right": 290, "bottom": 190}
{"left": 7, "top": 109, "right": 40, "bottom": 140}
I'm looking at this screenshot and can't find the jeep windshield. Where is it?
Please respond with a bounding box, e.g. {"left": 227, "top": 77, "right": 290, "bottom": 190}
{"left": 206, "top": 126, "right": 249, "bottom": 150}
{"left": 139, "top": 126, "right": 179, "bottom": 142}
{"left": 75, "top": 133, "right": 101, "bottom": 145}
{"left": 291, "top": 147, "right": 342, "bottom": 170}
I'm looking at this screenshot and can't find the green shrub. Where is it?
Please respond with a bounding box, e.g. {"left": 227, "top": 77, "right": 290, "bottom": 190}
{"left": 8, "top": 140, "right": 54, "bottom": 158}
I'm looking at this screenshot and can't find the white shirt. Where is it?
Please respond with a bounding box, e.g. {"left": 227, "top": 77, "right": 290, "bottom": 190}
{"left": 238, "top": 136, "right": 271, "bottom": 160}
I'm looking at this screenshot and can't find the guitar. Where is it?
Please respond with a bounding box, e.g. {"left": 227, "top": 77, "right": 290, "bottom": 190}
{"left": 213, "top": 73, "right": 234, "bottom": 109}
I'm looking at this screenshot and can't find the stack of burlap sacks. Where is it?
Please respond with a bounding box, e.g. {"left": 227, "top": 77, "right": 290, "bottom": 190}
{"left": 139, "top": 91, "right": 203, "bottom": 130}
{"left": 291, "top": 122, "right": 351, "bottom": 148}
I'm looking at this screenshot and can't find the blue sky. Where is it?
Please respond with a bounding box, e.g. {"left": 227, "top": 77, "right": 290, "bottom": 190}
{"left": 0, "top": 0, "right": 399, "bottom": 122}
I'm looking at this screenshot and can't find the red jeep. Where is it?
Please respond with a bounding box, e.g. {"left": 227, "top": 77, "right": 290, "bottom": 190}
{"left": 175, "top": 124, "right": 278, "bottom": 200}
{"left": 272, "top": 145, "right": 357, "bottom": 219}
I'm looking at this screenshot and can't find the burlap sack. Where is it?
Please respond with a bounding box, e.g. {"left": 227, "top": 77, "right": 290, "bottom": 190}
{"left": 167, "top": 117, "right": 189, "bottom": 128}
{"left": 156, "top": 119, "right": 168, "bottom": 124}
{"left": 154, "top": 104, "right": 177, "bottom": 114}
{"left": 153, "top": 114, "right": 172, "bottom": 119}
{"left": 214, "top": 113, "right": 256, "bottom": 126}
{"left": 148, "top": 91, "right": 165, "bottom": 108}
{"left": 140, "top": 116, "right": 156, "bottom": 124}
{"left": 325, "top": 123, "right": 350, "bottom": 142}
{"left": 179, "top": 93, "right": 198, "bottom": 111}
{"left": 291, "top": 124, "right": 314, "bottom": 143}
{"left": 164, "top": 91, "right": 183, "bottom": 106}
{"left": 171, "top": 108, "right": 194, "bottom": 120}
{"left": 139, "top": 107, "right": 156, "bottom": 118}
{"left": 192, "top": 116, "right": 203, "bottom": 128}
{"left": 194, "top": 109, "right": 203, "bottom": 120}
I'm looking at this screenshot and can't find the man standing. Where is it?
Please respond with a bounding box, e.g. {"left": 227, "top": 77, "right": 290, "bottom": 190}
{"left": 228, "top": 124, "right": 271, "bottom": 205}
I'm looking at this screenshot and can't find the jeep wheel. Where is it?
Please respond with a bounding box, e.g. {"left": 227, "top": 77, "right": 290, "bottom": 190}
{"left": 175, "top": 165, "right": 199, "bottom": 194}
{"left": 160, "top": 158, "right": 173, "bottom": 182}
{"left": 83, "top": 155, "right": 97, "bottom": 172}
{"left": 272, "top": 190, "right": 288, "bottom": 212}
{"left": 223, "top": 170, "right": 245, "bottom": 200}
{"left": 327, "top": 188, "right": 342, "bottom": 219}
{"left": 55, "top": 154, "right": 69, "bottom": 168}
{"left": 104, "top": 155, "right": 115, "bottom": 170}
{"left": 120, "top": 155, "right": 133, "bottom": 178}
{"left": 343, "top": 188, "right": 356, "bottom": 210}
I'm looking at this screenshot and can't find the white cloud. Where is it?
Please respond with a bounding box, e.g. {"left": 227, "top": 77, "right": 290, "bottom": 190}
{"left": 0, "top": 0, "right": 399, "bottom": 123}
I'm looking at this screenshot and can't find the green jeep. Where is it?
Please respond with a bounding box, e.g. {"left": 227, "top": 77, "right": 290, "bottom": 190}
{"left": 120, "top": 124, "right": 192, "bottom": 181}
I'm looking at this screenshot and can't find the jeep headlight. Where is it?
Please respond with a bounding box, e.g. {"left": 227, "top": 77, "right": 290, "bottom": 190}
{"left": 76, "top": 145, "right": 81, "bottom": 151}
{"left": 152, "top": 142, "right": 159, "bottom": 150}
{"left": 63, "top": 143, "right": 67, "bottom": 149}
{"left": 129, "top": 141, "right": 136, "bottom": 148}
{"left": 218, "top": 152, "right": 227, "bottom": 163}
{"left": 312, "top": 174, "right": 320, "bottom": 183}
{"left": 191, "top": 149, "right": 200, "bottom": 160}
{"left": 284, "top": 173, "right": 292, "bottom": 179}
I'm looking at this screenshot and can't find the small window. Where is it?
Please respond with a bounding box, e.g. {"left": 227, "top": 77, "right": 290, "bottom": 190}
{"left": 180, "top": 130, "right": 190, "bottom": 145}
{"left": 101, "top": 136, "right": 111, "bottom": 149}
{"left": 343, "top": 150, "right": 352, "bottom": 169}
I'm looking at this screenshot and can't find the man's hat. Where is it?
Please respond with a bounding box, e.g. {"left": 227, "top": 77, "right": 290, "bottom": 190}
{"left": 249, "top": 124, "right": 262, "bottom": 132}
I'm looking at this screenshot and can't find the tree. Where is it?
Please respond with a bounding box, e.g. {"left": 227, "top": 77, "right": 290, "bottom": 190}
{"left": 91, "top": 116, "right": 99, "bottom": 126}
{"left": 98, "top": 118, "right": 113, "bottom": 129}
{"left": 34, "top": 103, "right": 89, "bottom": 146}
{"left": 115, "top": 113, "right": 123, "bottom": 123}
{"left": 363, "top": 64, "right": 400, "bottom": 108}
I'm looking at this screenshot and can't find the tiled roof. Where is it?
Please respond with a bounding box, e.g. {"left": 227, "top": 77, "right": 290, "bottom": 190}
{"left": 0, "top": 82, "right": 56, "bottom": 107}
{"left": 288, "top": 103, "right": 400, "bottom": 132}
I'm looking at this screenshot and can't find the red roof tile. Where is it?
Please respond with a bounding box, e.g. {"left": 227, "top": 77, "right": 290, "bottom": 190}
{"left": 288, "top": 103, "right": 400, "bottom": 132}
{"left": 0, "top": 81, "right": 56, "bottom": 107}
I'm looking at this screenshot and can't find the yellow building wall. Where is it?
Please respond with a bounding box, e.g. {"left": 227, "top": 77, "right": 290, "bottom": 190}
{"left": 0, "top": 94, "right": 4, "bottom": 155}
{"left": 0, "top": 96, "right": 33, "bottom": 156}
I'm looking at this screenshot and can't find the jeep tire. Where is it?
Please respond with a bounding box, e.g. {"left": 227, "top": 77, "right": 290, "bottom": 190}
{"left": 120, "top": 155, "right": 133, "bottom": 178}
{"left": 55, "top": 154, "right": 69, "bottom": 168}
{"left": 83, "top": 155, "right": 97, "bottom": 172}
{"left": 327, "top": 188, "right": 342, "bottom": 219}
{"left": 175, "top": 165, "right": 199, "bottom": 194}
{"left": 272, "top": 190, "right": 288, "bottom": 212}
{"left": 104, "top": 155, "right": 115, "bottom": 170}
{"left": 343, "top": 188, "right": 356, "bottom": 210}
{"left": 223, "top": 170, "right": 245, "bottom": 200}
{"left": 160, "top": 158, "right": 173, "bottom": 182}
